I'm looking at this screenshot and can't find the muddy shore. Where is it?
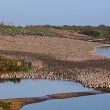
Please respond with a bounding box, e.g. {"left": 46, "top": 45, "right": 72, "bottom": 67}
{"left": 0, "top": 92, "right": 102, "bottom": 110}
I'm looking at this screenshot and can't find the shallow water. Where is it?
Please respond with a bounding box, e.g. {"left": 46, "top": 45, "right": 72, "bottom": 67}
{"left": 22, "top": 93, "right": 110, "bottom": 110}
{"left": 96, "top": 47, "right": 110, "bottom": 58}
{"left": 0, "top": 79, "right": 91, "bottom": 99}
{"left": 2, "top": 79, "right": 109, "bottom": 110}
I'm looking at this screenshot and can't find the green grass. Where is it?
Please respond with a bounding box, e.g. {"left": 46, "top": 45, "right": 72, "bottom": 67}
{"left": 0, "top": 101, "right": 11, "bottom": 109}
{"left": 0, "top": 57, "right": 32, "bottom": 72}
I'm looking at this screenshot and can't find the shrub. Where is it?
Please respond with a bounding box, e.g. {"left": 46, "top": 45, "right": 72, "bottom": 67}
{"left": 0, "top": 57, "right": 32, "bottom": 72}
{"left": 80, "top": 30, "right": 101, "bottom": 37}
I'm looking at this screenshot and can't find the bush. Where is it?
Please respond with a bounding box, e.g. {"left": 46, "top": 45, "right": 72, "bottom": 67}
{"left": 80, "top": 30, "right": 101, "bottom": 37}
{"left": 0, "top": 57, "right": 32, "bottom": 72}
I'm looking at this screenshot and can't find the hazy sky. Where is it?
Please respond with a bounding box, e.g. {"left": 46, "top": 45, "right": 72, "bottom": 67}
{"left": 0, "top": 0, "right": 110, "bottom": 26}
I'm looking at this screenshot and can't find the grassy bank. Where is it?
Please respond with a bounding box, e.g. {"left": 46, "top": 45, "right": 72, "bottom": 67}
{"left": 0, "top": 57, "right": 31, "bottom": 72}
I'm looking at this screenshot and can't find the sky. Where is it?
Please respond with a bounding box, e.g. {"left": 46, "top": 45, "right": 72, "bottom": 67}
{"left": 0, "top": 0, "right": 110, "bottom": 26}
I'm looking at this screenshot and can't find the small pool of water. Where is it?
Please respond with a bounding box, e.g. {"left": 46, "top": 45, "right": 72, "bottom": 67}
{"left": 0, "top": 79, "right": 91, "bottom": 99}
{"left": 96, "top": 46, "right": 110, "bottom": 58}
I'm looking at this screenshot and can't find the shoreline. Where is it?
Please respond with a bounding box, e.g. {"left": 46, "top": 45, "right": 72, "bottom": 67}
{"left": 0, "top": 92, "right": 103, "bottom": 110}
{"left": 0, "top": 50, "right": 110, "bottom": 90}
{"left": 0, "top": 35, "right": 110, "bottom": 90}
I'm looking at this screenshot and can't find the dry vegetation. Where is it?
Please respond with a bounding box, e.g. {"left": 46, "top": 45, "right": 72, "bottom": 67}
{"left": 0, "top": 24, "right": 110, "bottom": 43}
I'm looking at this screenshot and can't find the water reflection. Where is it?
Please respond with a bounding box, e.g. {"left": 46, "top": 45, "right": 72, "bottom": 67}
{"left": 0, "top": 79, "right": 92, "bottom": 99}
{"left": 0, "top": 79, "right": 21, "bottom": 84}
